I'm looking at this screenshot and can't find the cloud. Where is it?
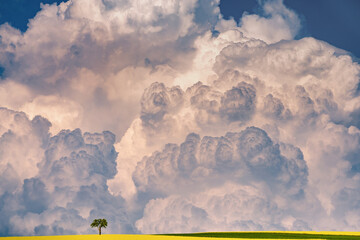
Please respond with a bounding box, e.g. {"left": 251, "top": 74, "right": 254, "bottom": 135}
{"left": 133, "top": 127, "right": 308, "bottom": 194}
{"left": 21, "top": 95, "right": 84, "bottom": 134}
{"left": 140, "top": 82, "right": 184, "bottom": 128}
{"left": 1, "top": 0, "right": 360, "bottom": 235}
{"left": 136, "top": 182, "right": 311, "bottom": 234}
{"left": 0, "top": 114, "right": 132, "bottom": 235}
{"left": 111, "top": 7, "right": 360, "bottom": 232}
{"left": 262, "top": 94, "right": 291, "bottom": 120}
{"left": 0, "top": 108, "right": 50, "bottom": 183}
{"left": 0, "top": 0, "right": 219, "bottom": 136}
{"left": 331, "top": 187, "right": 360, "bottom": 230}
{"left": 219, "top": 82, "right": 256, "bottom": 122}
{"left": 238, "top": 0, "right": 301, "bottom": 43}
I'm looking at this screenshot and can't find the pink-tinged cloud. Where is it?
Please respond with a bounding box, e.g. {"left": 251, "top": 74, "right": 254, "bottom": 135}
{"left": 1, "top": 0, "right": 360, "bottom": 236}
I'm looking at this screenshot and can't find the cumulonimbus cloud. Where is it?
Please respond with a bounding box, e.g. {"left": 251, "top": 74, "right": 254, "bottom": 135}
{"left": 1, "top": 0, "right": 360, "bottom": 236}
{"left": 0, "top": 110, "right": 132, "bottom": 235}
{"left": 133, "top": 127, "right": 308, "bottom": 196}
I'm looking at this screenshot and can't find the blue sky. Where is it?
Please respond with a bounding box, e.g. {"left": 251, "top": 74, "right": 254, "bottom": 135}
{"left": 220, "top": 0, "right": 360, "bottom": 58}
{"left": 0, "top": 0, "right": 62, "bottom": 31}
{"left": 1, "top": 0, "right": 360, "bottom": 236}
{"left": 1, "top": 0, "right": 360, "bottom": 57}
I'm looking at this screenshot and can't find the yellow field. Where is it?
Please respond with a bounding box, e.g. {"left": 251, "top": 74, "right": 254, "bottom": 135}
{"left": 1, "top": 235, "right": 227, "bottom": 240}
{"left": 2, "top": 232, "right": 360, "bottom": 240}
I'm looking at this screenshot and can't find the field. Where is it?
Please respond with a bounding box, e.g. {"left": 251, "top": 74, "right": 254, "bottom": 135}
{"left": 2, "top": 232, "right": 360, "bottom": 240}
{"left": 164, "top": 231, "right": 360, "bottom": 239}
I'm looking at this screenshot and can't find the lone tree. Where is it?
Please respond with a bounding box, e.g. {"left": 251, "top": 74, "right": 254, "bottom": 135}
{"left": 90, "top": 218, "right": 108, "bottom": 235}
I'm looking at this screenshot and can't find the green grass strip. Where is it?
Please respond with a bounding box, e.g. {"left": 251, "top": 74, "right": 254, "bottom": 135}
{"left": 161, "top": 232, "right": 360, "bottom": 239}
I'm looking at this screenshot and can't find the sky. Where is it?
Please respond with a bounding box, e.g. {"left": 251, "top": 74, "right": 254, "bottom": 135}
{"left": 220, "top": 0, "right": 360, "bottom": 58}
{"left": 0, "top": 0, "right": 360, "bottom": 236}
{"left": 1, "top": 0, "right": 360, "bottom": 58}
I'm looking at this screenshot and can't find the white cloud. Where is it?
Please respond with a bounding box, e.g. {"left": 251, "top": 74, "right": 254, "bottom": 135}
{"left": 0, "top": 0, "right": 220, "bottom": 137}
{"left": 136, "top": 182, "right": 311, "bottom": 233}
{"left": 0, "top": 81, "right": 33, "bottom": 110}
{"left": 0, "top": 108, "right": 50, "bottom": 183}
{"left": 132, "top": 127, "right": 308, "bottom": 198}
{"left": 111, "top": 9, "right": 360, "bottom": 232}
{"left": 1, "top": 0, "right": 360, "bottom": 235}
{"left": 0, "top": 126, "right": 132, "bottom": 235}
{"left": 21, "top": 95, "right": 83, "bottom": 134}
{"left": 239, "top": 0, "right": 301, "bottom": 43}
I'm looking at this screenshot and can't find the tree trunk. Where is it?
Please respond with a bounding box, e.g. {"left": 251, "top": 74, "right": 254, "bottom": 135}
{"left": 98, "top": 227, "right": 101, "bottom": 235}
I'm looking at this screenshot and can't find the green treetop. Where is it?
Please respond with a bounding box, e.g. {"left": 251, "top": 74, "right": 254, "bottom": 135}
{"left": 90, "top": 218, "right": 108, "bottom": 235}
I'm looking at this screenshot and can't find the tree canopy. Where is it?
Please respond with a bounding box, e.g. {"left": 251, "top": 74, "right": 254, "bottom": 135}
{"left": 90, "top": 218, "right": 108, "bottom": 235}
